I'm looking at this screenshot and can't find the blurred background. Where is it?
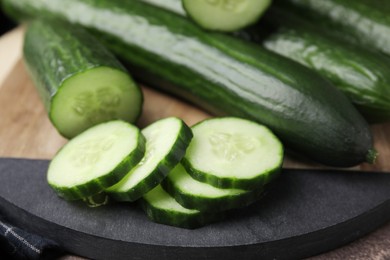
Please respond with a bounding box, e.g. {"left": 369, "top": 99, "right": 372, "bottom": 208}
{"left": 0, "top": 11, "right": 15, "bottom": 35}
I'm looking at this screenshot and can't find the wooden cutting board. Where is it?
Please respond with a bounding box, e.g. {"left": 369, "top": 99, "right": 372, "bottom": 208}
{"left": 0, "top": 27, "right": 390, "bottom": 259}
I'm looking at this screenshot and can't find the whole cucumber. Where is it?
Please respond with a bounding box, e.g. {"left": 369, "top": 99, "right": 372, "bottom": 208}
{"left": 2, "top": 0, "right": 376, "bottom": 166}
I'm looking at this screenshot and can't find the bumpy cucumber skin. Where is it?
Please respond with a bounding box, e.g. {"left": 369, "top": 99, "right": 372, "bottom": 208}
{"left": 107, "top": 119, "right": 193, "bottom": 202}
{"left": 2, "top": 0, "right": 375, "bottom": 167}
{"left": 161, "top": 174, "right": 266, "bottom": 212}
{"left": 22, "top": 19, "right": 142, "bottom": 138}
{"left": 275, "top": 0, "right": 390, "bottom": 56}
{"left": 48, "top": 132, "right": 146, "bottom": 201}
{"left": 139, "top": 198, "right": 223, "bottom": 229}
{"left": 253, "top": 8, "right": 390, "bottom": 123}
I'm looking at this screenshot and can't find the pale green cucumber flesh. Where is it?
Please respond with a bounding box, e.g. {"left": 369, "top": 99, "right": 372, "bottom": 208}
{"left": 50, "top": 66, "right": 142, "bottom": 139}
{"left": 106, "top": 117, "right": 193, "bottom": 201}
{"left": 183, "top": 117, "right": 283, "bottom": 190}
{"left": 141, "top": 185, "right": 222, "bottom": 229}
{"left": 47, "top": 120, "right": 145, "bottom": 200}
{"left": 162, "top": 164, "right": 263, "bottom": 212}
{"left": 183, "top": 0, "right": 272, "bottom": 31}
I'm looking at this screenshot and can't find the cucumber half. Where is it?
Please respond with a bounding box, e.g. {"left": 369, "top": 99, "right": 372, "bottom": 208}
{"left": 182, "top": 117, "right": 283, "bottom": 190}
{"left": 23, "top": 19, "right": 143, "bottom": 139}
{"left": 140, "top": 185, "right": 222, "bottom": 229}
{"left": 106, "top": 117, "right": 193, "bottom": 202}
{"left": 182, "top": 0, "right": 272, "bottom": 31}
{"left": 162, "top": 164, "right": 264, "bottom": 212}
{"left": 47, "top": 121, "right": 145, "bottom": 200}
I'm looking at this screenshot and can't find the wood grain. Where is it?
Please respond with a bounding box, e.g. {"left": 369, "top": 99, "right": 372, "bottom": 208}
{"left": 0, "top": 27, "right": 389, "bottom": 259}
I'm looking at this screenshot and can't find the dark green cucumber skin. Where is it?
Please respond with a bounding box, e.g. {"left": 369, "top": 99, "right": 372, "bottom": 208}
{"left": 49, "top": 133, "right": 146, "bottom": 201}
{"left": 3, "top": 0, "right": 375, "bottom": 167}
{"left": 274, "top": 0, "right": 390, "bottom": 56}
{"left": 108, "top": 120, "right": 193, "bottom": 202}
{"left": 139, "top": 198, "right": 223, "bottom": 229}
{"left": 253, "top": 8, "right": 390, "bottom": 123}
{"left": 161, "top": 174, "right": 266, "bottom": 212}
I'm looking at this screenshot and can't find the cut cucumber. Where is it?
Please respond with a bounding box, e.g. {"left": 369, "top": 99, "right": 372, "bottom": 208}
{"left": 23, "top": 19, "right": 142, "bottom": 139}
{"left": 162, "top": 164, "right": 265, "bottom": 212}
{"left": 47, "top": 121, "right": 145, "bottom": 200}
{"left": 182, "top": 0, "right": 272, "bottom": 31}
{"left": 140, "top": 185, "right": 222, "bottom": 229}
{"left": 106, "top": 117, "right": 193, "bottom": 202}
{"left": 182, "top": 117, "right": 283, "bottom": 190}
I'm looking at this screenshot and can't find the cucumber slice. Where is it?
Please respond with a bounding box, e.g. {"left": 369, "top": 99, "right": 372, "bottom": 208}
{"left": 47, "top": 121, "right": 145, "bottom": 200}
{"left": 182, "top": 0, "right": 272, "bottom": 31}
{"left": 182, "top": 117, "right": 283, "bottom": 190}
{"left": 106, "top": 117, "right": 193, "bottom": 202}
{"left": 140, "top": 185, "right": 222, "bottom": 229}
{"left": 162, "top": 164, "right": 264, "bottom": 212}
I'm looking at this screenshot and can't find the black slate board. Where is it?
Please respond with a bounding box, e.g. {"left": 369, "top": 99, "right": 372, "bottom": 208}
{"left": 0, "top": 158, "right": 389, "bottom": 260}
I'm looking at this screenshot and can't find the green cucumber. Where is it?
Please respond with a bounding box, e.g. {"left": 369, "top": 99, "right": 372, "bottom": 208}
{"left": 260, "top": 10, "right": 390, "bottom": 123}
{"left": 182, "top": 0, "right": 271, "bottom": 32}
{"left": 274, "top": 0, "right": 390, "bottom": 56}
{"left": 182, "top": 117, "right": 283, "bottom": 190}
{"left": 22, "top": 19, "right": 142, "bottom": 139}
{"left": 137, "top": 0, "right": 390, "bottom": 122}
{"left": 106, "top": 117, "right": 193, "bottom": 202}
{"left": 140, "top": 185, "right": 222, "bottom": 229}
{"left": 3, "top": 0, "right": 376, "bottom": 166}
{"left": 162, "top": 164, "right": 265, "bottom": 212}
{"left": 47, "top": 120, "right": 145, "bottom": 201}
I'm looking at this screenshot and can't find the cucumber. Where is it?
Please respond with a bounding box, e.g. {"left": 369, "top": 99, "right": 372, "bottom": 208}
{"left": 182, "top": 117, "right": 283, "bottom": 190}
{"left": 260, "top": 10, "right": 390, "bottom": 123}
{"left": 47, "top": 120, "right": 145, "bottom": 201}
{"left": 136, "top": 0, "right": 390, "bottom": 122}
{"left": 182, "top": 0, "right": 271, "bottom": 32}
{"left": 106, "top": 117, "right": 193, "bottom": 202}
{"left": 2, "top": 0, "right": 376, "bottom": 167}
{"left": 23, "top": 19, "right": 142, "bottom": 139}
{"left": 274, "top": 0, "right": 390, "bottom": 56}
{"left": 140, "top": 185, "right": 222, "bottom": 229}
{"left": 162, "top": 164, "right": 265, "bottom": 212}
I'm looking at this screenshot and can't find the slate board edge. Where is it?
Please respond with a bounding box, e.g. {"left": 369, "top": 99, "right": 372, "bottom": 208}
{"left": 1, "top": 197, "right": 389, "bottom": 260}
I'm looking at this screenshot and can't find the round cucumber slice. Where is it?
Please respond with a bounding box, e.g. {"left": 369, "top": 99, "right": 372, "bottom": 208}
{"left": 140, "top": 185, "right": 222, "bottom": 229}
{"left": 182, "top": 117, "right": 283, "bottom": 190}
{"left": 162, "top": 164, "right": 264, "bottom": 212}
{"left": 182, "top": 0, "right": 272, "bottom": 32}
{"left": 106, "top": 117, "right": 193, "bottom": 202}
{"left": 50, "top": 66, "right": 142, "bottom": 139}
{"left": 47, "top": 120, "right": 145, "bottom": 200}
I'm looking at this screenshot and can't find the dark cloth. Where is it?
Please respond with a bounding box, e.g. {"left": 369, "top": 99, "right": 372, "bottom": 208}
{"left": 0, "top": 218, "right": 63, "bottom": 260}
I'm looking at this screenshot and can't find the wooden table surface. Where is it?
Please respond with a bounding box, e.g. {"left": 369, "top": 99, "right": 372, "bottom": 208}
{"left": 1, "top": 27, "right": 390, "bottom": 259}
